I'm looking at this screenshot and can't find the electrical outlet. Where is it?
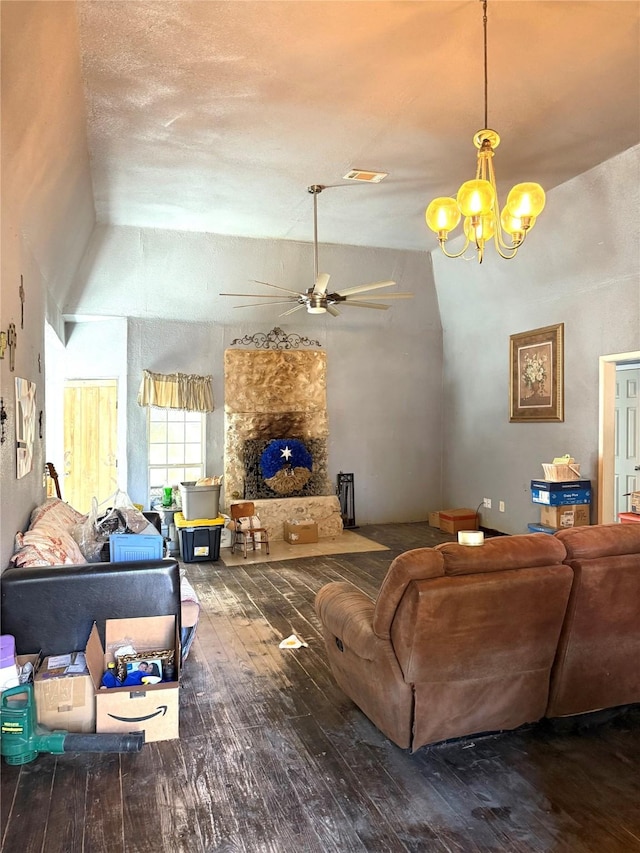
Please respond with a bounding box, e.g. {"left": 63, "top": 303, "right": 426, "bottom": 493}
{"left": 483, "top": 497, "right": 491, "bottom": 508}
{"left": 499, "top": 501, "right": 505, "bottom": 512}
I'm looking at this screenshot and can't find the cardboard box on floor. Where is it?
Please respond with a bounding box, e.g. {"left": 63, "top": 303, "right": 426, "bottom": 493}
{"left": 34, "top": 651, "right": 95, "bottom": 733}
{"left": 85, "top": 615, "right": 181, "bottom": 743}
{"left": 428, "top": 511, "right": 441, "bottom": 529}
{"left": 438, "top": 508, "right": 478, "bottom": 535}
{"left": 284, "top": 520, "right": 318, "bottom": 545}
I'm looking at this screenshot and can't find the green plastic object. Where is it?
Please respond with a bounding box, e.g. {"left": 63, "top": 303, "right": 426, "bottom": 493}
{"left": 0, "top": 683, "right": 66, "bottom": 765}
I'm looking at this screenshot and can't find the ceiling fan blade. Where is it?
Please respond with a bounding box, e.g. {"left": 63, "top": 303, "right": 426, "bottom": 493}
{"left": 347, "top": 293, "right": 414, "bottom": 300}
{"left": 220, "top": 292, "right": 298, "bottom": 299}
{"left": 233, "top": 300, "right": 299, "bottom": 308}
{"left": 313, "top": 272, "right": 330, "bottom": 295}
{"left": 250, "top": 279, "right": 302, "bottom": 296}
{"left": 326, "top": 304, "right": 340, "bottom": 317}
{"left": 342, "top": 300, "right": 390, "bottom": 310}
{"left": 280, "top": 304, "right": 306, "bottom": 317}
{"left": 337, "top": 279, "right": 397, "bottom": 297}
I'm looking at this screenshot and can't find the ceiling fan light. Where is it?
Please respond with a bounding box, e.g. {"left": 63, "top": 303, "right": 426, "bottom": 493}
{"left": 307, "top": 305, "right": 327, "bottom": 314}
{"left": 457, "top": 179, "right": 495, "bottom": 217}
{"left": 506, "top": 182, "right": 546, "bottom": 219}
{"left": 425, "top": 197, "right": 461, "bottom": 236}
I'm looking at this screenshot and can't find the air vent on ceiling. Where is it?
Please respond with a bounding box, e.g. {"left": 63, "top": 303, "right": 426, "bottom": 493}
{"left": 343, "top": 169, "right": 388, "bottom": 183}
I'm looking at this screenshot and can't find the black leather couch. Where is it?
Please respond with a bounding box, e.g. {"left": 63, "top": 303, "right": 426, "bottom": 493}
{"left": 1, "top": 558, "right": 181, "bottom": 657}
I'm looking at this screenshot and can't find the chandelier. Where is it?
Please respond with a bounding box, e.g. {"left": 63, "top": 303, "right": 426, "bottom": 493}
{"left": 425, "top": 0, "right": 545, "bottom": 263}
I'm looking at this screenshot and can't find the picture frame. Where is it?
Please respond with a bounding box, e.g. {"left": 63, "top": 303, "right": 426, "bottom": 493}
{"left": 509, "top": 323, "right": 564, "bottom": 422}
{"left": 15, "top": 377, "right": 36, "bottom": 478}
{"left": 115, "top": 648, "right": 175, "bottom": 683}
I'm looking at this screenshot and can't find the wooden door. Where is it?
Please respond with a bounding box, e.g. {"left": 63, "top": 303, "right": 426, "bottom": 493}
{"left": 615, "top": 367, "right": 639, "bottom": 517}
{"left": 64, "top": 379, "right": 118, "bottom": 513}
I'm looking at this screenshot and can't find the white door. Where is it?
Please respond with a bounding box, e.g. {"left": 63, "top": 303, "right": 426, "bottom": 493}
{"left": 615, "top": 367, "right": 640, "bottom": 518}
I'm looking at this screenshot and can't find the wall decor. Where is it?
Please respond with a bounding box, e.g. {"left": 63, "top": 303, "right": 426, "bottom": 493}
{"left": 230, "top": 327, "right": 321, "bottom": 350}
{"left": 509, "top": 323, "right": 564, "bottom": 422}
{"left": 0, "top": 398, "right": 7, "bottom": 444}
{"left": 7, "top": 323, "right": 16, "bottom": 371}
{"left": 19, "top": 275, "right": 25, "bottom": 329}
{"left": 15, "top": 377, "right": 37, "bottom": 477}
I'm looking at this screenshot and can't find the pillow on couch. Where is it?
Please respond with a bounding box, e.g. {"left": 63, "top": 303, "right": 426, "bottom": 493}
{"left": 11, "top": 527, "right": 86, "bottom": 568}
{"left": 10, "top": 498, "right": 87, "bottom": 568}
{"left": 29, "top": 497, "right": 86, "bottom": 531}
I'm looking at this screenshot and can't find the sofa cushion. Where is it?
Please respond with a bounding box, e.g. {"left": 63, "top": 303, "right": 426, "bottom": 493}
{"left": 372, "top": 547, "right": 444, "bottom": 638}
{"left": 555, "top": 522, "right": 640, "bottom": 560}
{"left": 435, "top": 533, "right": 567, "bottom": 575}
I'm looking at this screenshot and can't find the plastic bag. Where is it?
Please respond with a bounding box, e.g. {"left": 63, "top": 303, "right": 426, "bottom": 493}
{"left": 72, "top": 489, "right": 151, "bottom": 562}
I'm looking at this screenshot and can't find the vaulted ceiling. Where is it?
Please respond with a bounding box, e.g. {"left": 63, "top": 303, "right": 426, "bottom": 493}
{"left": 77, "top": 1, "right": 639, "bottom": 252}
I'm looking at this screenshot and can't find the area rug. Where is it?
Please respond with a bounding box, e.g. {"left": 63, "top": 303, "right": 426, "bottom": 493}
{"left": 220, "top": 529, "right": 389, "bottom": 566}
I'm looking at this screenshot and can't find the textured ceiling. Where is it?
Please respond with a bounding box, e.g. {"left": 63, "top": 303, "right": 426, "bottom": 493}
{"left": 76, "top": 0, "right": 640, "bottom": 252}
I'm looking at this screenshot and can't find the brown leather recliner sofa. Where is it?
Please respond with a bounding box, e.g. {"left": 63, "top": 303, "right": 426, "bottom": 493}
{"left": 314, "top": 524, "right": 640, "bottom": 751}
{"left": 548, "top": 523, "right": 640, "bottom": 717}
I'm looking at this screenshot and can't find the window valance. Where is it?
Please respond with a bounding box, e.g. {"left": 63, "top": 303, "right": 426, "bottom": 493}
{"left": 137, "top": 370, "right": 214, "bottom": 413}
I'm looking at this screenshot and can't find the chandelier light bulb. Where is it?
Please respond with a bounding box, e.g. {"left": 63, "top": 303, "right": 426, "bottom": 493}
{"left": 464, "top": 213, "right": 496, "bottom": 243}
{"left": 506, "top": 182, "right": 546, "bottom": 219}
{"left": 457, "top": 179, "right": 495, "bottom": 218}
{"left": 501, "top": 207, "right": 534, "bottom": 239}
{"left": 425, "top": 197, "right": 461, "bottom": 236}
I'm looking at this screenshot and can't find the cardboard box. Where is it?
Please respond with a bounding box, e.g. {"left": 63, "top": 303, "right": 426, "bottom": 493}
{"left": 34, "top": 651, "right": 95, "bottom": 733}
{"left": 86, "top": 616, "right": 181, "bottom": 743}
{"left": 530, "top": 479, "right": 591, "bottom": 492}
{"left": 428, "top": 511, "right": 441, "bottom": 529}
{"left": 630, "top": 491, "right": 640, "bottom": 514}
{"left": 531, "top": 487, "right": 591, "bottom": 506}
{"left": 284, "top": 520, "right": 318, "bottom": 545}
{"left": 540, "top": 504, "right": 590, "bottom": 530}
{"left": 438, "top": 508, "right": 478, "bottom": 535}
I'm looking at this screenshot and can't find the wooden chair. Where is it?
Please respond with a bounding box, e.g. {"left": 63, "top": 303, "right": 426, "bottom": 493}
{"left": 229, "top": 501, "right": 270, "bottom": 558}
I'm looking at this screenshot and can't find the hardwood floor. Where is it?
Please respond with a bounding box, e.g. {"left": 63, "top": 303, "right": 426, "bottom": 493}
{"left": 2, "top": 522, "right": 639, "bottom": 853}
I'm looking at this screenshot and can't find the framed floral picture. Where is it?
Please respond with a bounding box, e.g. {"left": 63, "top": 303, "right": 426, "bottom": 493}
{"left": 509, "top": 323, "right": 564, "bottom": 422}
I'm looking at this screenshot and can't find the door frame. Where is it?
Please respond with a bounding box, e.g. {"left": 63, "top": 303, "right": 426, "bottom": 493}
{"left": 598, "top": 350, "right": 640, "bottom": 523}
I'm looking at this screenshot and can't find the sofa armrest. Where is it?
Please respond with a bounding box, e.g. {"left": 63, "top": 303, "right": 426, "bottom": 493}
{"left": 315, "top": 582, "right": 378, "bottom": 660}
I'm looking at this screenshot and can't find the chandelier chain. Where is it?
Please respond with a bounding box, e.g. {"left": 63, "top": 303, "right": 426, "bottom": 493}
{"left": 482, "top": 0, "right": 489, "bottom": 129}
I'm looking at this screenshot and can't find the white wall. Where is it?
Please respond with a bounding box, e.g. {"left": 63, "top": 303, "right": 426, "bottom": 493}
{"left": 433, "top": 145, "right": 640, "bottom": 534}
{"left": 65, "top": 235, "right": 443, "bottom": 523}
{"left": 0, "top": 2, "right": 95, "bottom": 569}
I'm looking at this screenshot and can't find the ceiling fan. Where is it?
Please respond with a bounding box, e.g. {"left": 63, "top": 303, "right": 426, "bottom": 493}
{"left": 220, "top": 184, "right": 413, "bottom": 317}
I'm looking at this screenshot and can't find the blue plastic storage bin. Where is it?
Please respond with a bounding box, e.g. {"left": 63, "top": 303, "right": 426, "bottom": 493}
{"left": 109, "top": 534, "right": 164, "bottom": 562}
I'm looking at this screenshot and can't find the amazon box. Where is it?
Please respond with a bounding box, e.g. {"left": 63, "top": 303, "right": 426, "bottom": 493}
{"left": 86, "top": 615, "right": 180, "bottom": 743}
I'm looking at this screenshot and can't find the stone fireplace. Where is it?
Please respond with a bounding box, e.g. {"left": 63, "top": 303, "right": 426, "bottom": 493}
{"left": 223, "top": 347, "right": 342, "bottom": 539}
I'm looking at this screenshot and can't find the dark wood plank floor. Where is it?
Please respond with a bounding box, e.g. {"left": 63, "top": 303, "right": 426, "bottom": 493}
{"left": 2, "top": 522, "right": 639, "bottom": 853}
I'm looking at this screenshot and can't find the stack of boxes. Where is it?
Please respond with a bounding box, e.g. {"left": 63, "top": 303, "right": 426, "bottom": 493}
{"left": 528, "top": 474, "right": 592, "bottom": 534}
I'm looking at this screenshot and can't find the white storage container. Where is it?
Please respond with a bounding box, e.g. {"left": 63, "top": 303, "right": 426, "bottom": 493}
{"left": 179, "top": 482, "right": 221, "bottom": 521}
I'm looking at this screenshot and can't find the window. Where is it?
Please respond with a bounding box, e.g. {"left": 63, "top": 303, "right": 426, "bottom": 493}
{"left": 148, "top": 408, "right": 205, "bottom": 504}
